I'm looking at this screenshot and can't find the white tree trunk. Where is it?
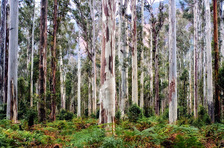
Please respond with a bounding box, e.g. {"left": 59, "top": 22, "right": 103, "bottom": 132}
{"left": 60, "top": 46, "right": 65, "bottom": 109}
{"left": 194, "top": 0, "right": 198, "bottom": 119}
{"left": 140, "top": 0, "right": 144, "bottom": 109}
{"left": 100, "top": 0, "right": 116, "bottom": 131}
{"left": 189, "top": 51, "right": 192, "bottom": 114}
{"left": 150, "top": 28, "right": 153, "bottom": 107}
{"left": 77, "top": 30, "right": 81, "bottom": 117}
{"left": 30, "top": 0, "right": 35, "bottom": 107}
{"left": 205, "top": 0, "right": 214, "bottom": 121}
{"left": 88, "top": 78, "right": 92, "bottom": 116}
{"left": 131, "top": 0, "right": 138, "bottom": 105}
{"left": 168, "top": 0, "right": 177, "bottom": 124}
{"left": 7, "top": 0, "right": 18, "bottom": 122}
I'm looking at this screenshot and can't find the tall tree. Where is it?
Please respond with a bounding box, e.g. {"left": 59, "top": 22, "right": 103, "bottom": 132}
{"left": 0, "top": 0, "right": 7, "bottom": 109}
{"left": 131, "top": 0, "right": 138, "bottom": 105}
{"left": 7, "top": 0, "right": 19, "bottom": 122}
{"left": 213, "top": 0, "right": 220, "bottom": 122}
{"left": 205, "top": 0, "right": 214, "bottom": 122}
{"left": 77, "top": 29, "right": 81, "bottom": 117}
{"left": 169, "top": 0, "right": 177, "bottom": 124}
{"left": 50, "top": 0, "right": 58, "bottom": 121}
{"left": 38, "top": 0, "right": 48, "bottom": 122}
{"left": 193, "top": 0, "right": 198, "bottom": 119}
{"left": 60, "top": 46, "right": 65, "bottom": 109}
{"left": 30, "top": 0, "right": 35, "bottom": 107}
{"left": 120, "top": 0, "right": 129, "bottom": 116}
{"left": 140, "top": 0, "right": 144, "bottom": 109}
{"left": 100, "top": 0, "right": 116, "bottom": 131}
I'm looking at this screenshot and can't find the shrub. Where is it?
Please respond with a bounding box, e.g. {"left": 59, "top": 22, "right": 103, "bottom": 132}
{"left": 115, "top": 110, "right": 121, "bottom": 124}
{"left": 101, "top": 137, "right": 123, "bottom": 148}
{"left": 144, "top": 106, "right": 154, "bottom": 117}
{"left": 128, "top": 104, "right": 142, "bottom": 122}
{"left": 192, "top": 106, "right": 211, "bottom": 127}
{"left": 90, "top": 113, "right": 96, "bottom": 118}
{"left": 57, "top": 110, "right": 74, "bottom": 120}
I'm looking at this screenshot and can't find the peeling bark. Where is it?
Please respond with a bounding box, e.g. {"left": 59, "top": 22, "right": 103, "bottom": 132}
{"left": 100, "top": 0, "right": 116, "bottom": 132}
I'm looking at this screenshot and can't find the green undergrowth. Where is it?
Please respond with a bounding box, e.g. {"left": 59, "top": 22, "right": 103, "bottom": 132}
{"left": 0, "top": 116, "right": 223, "bottom": 147}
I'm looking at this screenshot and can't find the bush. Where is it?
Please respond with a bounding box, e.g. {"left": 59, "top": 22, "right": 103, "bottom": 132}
{"left": 101, "top": 137, "right": 123, "bottom": 148}
{"left": 90, "top": 113, "right": 96, "bottom": 118}
{"left": 128, "top": 104, "right": 142, "bottom": 122}
{"left": 144, "top": 106, "right": 154, "bottom": 117}
{"left": 58, "top": 110, "right": 74, "bottom": 120}
{"left": 115, "top": 110, "right": 121, "bottom": 124}
{"left": 192, "top": 106, "right": 211, "bottom": 128}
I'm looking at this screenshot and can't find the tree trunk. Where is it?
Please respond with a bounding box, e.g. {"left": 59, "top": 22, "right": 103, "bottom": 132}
{"left": 91, "top": 0, "right": 97, "bottom": 114}
{"left": 189, "top": 51, "right": 192, "bottom": 114}
{"left": 205, "top": 0, "right": 213, "bottom": 121}
{"left": 30, "top": 0, "right": 35, "bottom": 107}
{"left": 131, "top": 0, "right": 138, "bottom": 105}
{"left": 213, "top": 0, "right": 220, "bottom": 122}
{"left": 140, "top": 0, "right": 144, "bottom": 109}
{"left": 7, "top": 0, "right": 18, "bottom": 122}
{"left": 50, "top": 0, "right": 57, "bottom": 121}
{"left": 88, "top": 78, "right": 92, "bottom": 116}
{"left": 154, "top": 36, "right": 159, "bottom": 115}
{"left": 38, "top": 0, "right": 48, "bottom": 123}
{"left": 77, "top": 30, "right": 81, "bottom": 117}
{"left": 168, "top": 0, "right": 177, "bottom": 124}
{"left": 194, "top": 0, "right": 198, "bottom": 119}
{"left": 118, "top": 0, "right": 122, "bottom": 110}
{"left": 4, "top": 4, "right": 9, "bottom": 105}
{"left": 0, "top": 0, "right": 6, "bottom": 109}
{"left": 150, "top": 28, "right": 153, "bottom": 107}
{"left": 100, "top": 0, "right": 116, "bottom": 132}
{"left": 60, "top": 46, "right": 65, "bottom": 110}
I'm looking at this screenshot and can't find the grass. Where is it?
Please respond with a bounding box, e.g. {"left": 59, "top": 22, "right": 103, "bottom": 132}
{"left": 0, "top": 117, "right": 223, "bottom": 147}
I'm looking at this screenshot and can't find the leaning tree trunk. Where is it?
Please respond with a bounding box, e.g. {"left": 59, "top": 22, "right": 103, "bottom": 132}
{"left": 0, "top": 0, "right": 6, "bottom": 109}
{"left": 213, "top": 0, "right": 220, "bottom": 122}
{"left": 131, "top": 0, "right": 138, "bottom": 105}
{"left": 38, "top": 0, "right": 48, "bottom": 123}
{"left": 168, "top": 0, "right": 177, "bottom": 124}
{"left": 100, "top": 0, "right": 116, "bottom": 132}
{"left": 50, "top": 0, "right": 57, "bottom": 121}
{"left": 7, "top": 0, "right": 18, "bottom": 122}
{"left": 77, "top": 29, "right": 81, "bottom": 117}
{"left": 140, "top": 0, "right": 144, "bottom": 109}
{"left": 193, "top": 0, "right": 198, "bottom": 119}
{"left": 30, "top": 0, "right": 35, "bottom": 107}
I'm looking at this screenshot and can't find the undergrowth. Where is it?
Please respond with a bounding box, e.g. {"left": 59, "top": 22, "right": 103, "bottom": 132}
{"left": 0, "top": 115, "right": 223, "bottom": 147}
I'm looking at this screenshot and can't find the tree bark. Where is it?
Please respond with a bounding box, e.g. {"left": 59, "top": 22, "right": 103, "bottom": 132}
{"left": 131, "top": 0, "right": 138, "bottom": 105}
{"left": 7, "top": 0, "right": 19, "bottom": 122}
{"left": 59, "top": 46, "right": 65, "bottom": 110}
{"left": 205, "top": 0, "right": 214, "bottom": 122}
{"left": 77, "top": 29, "right": 81, "bottom": 117}
{"left": 140, "top": 0, "right": 144, "bottom": 109}
{"left": 91, "top": 0, "right": 97, "bottom": 114}
{"left": 38, "top": 0, "right": 48, "bottom": 122}
{"left": 88, "top": 78, "right": 92, "bottom": 116}
{"left": 213, "top": 0, "right": 220, "bottom": 122}
{"left": 0, "top": 0, "right": 6, "bottom": 109}
{"left": 50, "top": 0, "right": 57, "bottom": 121}
{"left": 100, "top": 0, "right": 116, "bottom": 132}
{"left": 30, "top": 0, "right": 35, "bottom": 107}
{"left": 194, "top": 0, "right": 198, "bottom": 119}
{"left": 169, "top": 0, "right": 177, "bottom": 124}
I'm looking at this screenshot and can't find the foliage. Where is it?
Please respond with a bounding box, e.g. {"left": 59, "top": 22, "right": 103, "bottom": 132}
{"left": 128, "top": 104, "right": 143, "bottom": 122}
{"left": 192, "top": 106, "right": 211, "bottom": 127}
{"left": 57, "top": 110, "right": 74, "bottom": 120}
{"left": 101, "top": 137, "right": 123, "bottom": 148}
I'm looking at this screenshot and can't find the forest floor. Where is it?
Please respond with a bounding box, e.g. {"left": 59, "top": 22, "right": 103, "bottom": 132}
{"left": 0, "top": 116, "right": 224, "bottom": 148}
